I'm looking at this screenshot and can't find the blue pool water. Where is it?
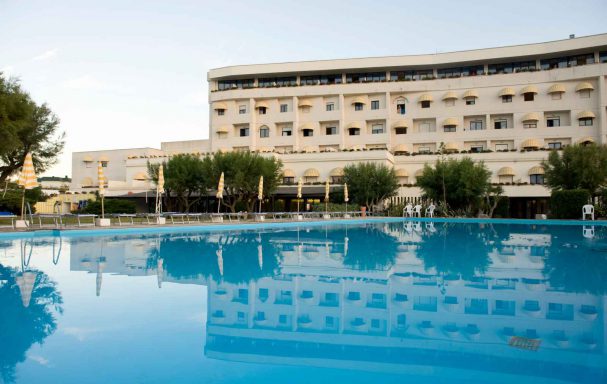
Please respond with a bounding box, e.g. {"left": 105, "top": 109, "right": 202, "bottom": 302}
{"left": 1, "top": 220, "right": 606, "bottom": 383}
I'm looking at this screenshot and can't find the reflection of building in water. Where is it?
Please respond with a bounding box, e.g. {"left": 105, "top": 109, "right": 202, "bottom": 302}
{"left": 204, "top": 224, "right": 606, "bottom": 381}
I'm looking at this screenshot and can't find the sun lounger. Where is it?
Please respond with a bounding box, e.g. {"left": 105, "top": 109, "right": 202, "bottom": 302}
{"left": 187, "top": 213, "right": 203, "bottom": 222}
{"left": 76, "top": 214, "right": 96, "bottom": 227}
{"left": 115, "top": 214, "right": 136, "bottom": 226}
{"left": 210, "top": 213, "right": 224, "bottom": 223}
{"left": 166, "top": 213, "right": 188, "bottom": 224}
{"left": 0, "top": 214, "right": 17, "bottom": 229}
{"left": 35, "top": 214, "right": 63, "bottom": 228}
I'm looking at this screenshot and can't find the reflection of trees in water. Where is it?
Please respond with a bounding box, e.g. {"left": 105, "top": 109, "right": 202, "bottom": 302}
{"left": 157, "top": 232, "right": 282, "bottom": 284}
{"left": 416, "top": 223, "right": 492, "bottom": 279}
{"left": 544, "top": 226, "right": 607, "bottom": 295}
{"left": 342, "top": 225, "right": 399, "bottom": 270}
{"left": 0, "top": 265, "right": 63, "bottom": 383}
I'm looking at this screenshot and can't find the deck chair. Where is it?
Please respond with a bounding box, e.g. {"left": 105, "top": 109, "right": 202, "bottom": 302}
{"left": 582, "top": 204, "right": 594, "bottom": 220}
{"left": 425, "top": 204, "right": 436, "bottom": 218}
{"left": 413, "top": 204, "right": 422, "bottom": 217}
{"left": 403, "top": 203, "right": 413, "bottom": 218}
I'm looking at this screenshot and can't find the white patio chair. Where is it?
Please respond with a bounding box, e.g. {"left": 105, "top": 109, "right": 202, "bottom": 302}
{"left": 413, "top": 204, "right": 422, "bottom": 217}
{"left": 583, "top": 226, "right": 595, "bottom": 239}
{"left": 413, "top": 221, "right": 422, "bottom": 232}
{"left": 403, "top": 203, "right": 413, "bottom": 218}
{"left": 582, "top": 204, "right": 594, "bottom": 221}
{"left": 425, "top": 204, "right": 436, "bottom": 218}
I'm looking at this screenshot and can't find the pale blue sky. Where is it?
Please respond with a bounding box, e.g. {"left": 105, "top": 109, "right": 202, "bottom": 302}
{"left": 1, "top": 0, "right": 606, "bottom": 177}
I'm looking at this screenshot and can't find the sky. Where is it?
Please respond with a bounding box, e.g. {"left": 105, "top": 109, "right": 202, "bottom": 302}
{"left": 1, "top": 0, "right": 606, "bottom": 177}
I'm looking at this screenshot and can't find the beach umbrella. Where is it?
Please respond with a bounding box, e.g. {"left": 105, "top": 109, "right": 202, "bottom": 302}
{"left": 257, "top": 244, "right": 263, "bottom": 270}
{"left": 296, "top": 177, "right": 303, "bottom": 213}
{"left": 216, "top": 248, "right": 223, "bottom": 277}
{"left": 324, "top": 179, "right": 330, "bottom": 213}
{"left": 258, "top": 176, "right": 264, "bottom": 213}
{"left": 155, "top": 165, "right": 164, "bottom": 214}
{"left": 17, "top": 153, "right": 38, "bottom": 219}
{"left": 157, "top": 258, "right": 164, "bottom": 289}
{"left": 216, "top": 172, "right": 224, "bottom": 213}
{"left": 344, "top": 183, "right": 349, "bottom": 214}
{"left": 15, "top": 271, "right": 37, "bottom": 307}
{"left": 97, "top": 161, "right": 106, "bottom": 218}
{"left": 96, "top": 259, "right": 105, "bottom": 297}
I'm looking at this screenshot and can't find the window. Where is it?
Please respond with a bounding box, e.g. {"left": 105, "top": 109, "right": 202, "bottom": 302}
{"left": 371, "top": 319, "right": 380, "bottom": 328}
{"left": 502, "top": 95, "right": 512, "bottom": 103}
{"left": 217, "top": 109, "right": 225, "bottom": 116}
{"left": 465, "top": 98, "right": 476, "bottom": 105}
{"left": 445, "top": 99, "right": 455, "bottom": 107}
{"left": 258, "top": 76, "right": 297, "bottom": 87}
{"left": 396, "top": 102, "right": 406, "bottom": 115}
{"left": 443, "top": 125, "right": 456, "bottom": 132}
{"left": 418, "top": 146, "right": 431, "bottom": 154}
{"left": 325, "top": 316, "right": 335, "bottom": 327}
{"left": 278, "top": 314, "right": 287, "bottom": 324}
{"left": 258, "top": 106, "right": 267, "bottom": 115}
{"left": 302, "top": 129, "right": 314, "bottom": 137}
{"left": 300, "top": 106, "right": 310, "bottom": 114}
{"left": 395, "top": 127, "right": 407, "bottom": 135}
{"left": 579, "top": 117, "right": 593, "bottom": 126}
{"left": 495, "top": 143, "right": 509, "bottom": 151}
{"left": 280, "top": 104, "right": 288, "bottom": 113}
{"left": 546, "top": 117, "right": 561, "bottom": 127}
{"left": 551, "top": 92, "right": 562, "bottom": 100}
{"left": 421, "top": 100, "right": 431, "bottom": 108}
{"left": 523, "top": 122, "right": 537, "bottom": 129}
{"left": 523, "top": 93, "right": 534, "bottom": 101}
{"left": 346, "top": 72, "right": 386, "bottom": 83}
{"left": 419, "top": 122, "right": 434, "bottom": 133}
{"left": 259, "top": 126, "right": 269, "bottom": 138}
{"left": 259, "top": 288, "right": 269, "bottom": 301}
{"left": 330, "top": 176, "right": 343, "bottom": 184}
{"left": 300, "top": 74, "right": 342, "bottom": 85}
{"left": 530, "top": 174, "right": 544, "bottom": 185}
{"left": 488, "top": 60, "right": 536, "bottom": 74}
{"left": 101, "top": 161, "right": 108, "bottom": 168}
{"left": 354, "top": 102, "right": 364, "bottom": 111}
{"left": 601, "top": 51, "right": 607, "bottom": 63}
{"left": 371, "top": 100, "right": 380, "bottom": 110}
{"left": 579, "top": 90, "right": 591, "bottom": 99}
{"left": 494, "top": 120, "right": 508, "bottom": 129}
{"left": 217, "top": 78, "right": 254, "bottom": 90}
{"left": 371, "top": 124, "right": 384, "bottom": 134}
{"left": 281, "top": 127, "right": 292, "bottom": 136}
{"left": 237, "top": 311, "right": 246, "bottom": 322}
{"left": 239, "top": 105, "right": 247, "bottom": 114}
{"left": 348, "top": 127, "right": 360, "bottom": 136}
{"left": 283, "top": 176, "right": 294, "bottom": 184}
{"left": 548, "top": 142, "right": 562, "bottom": 149}
{"left": 470, "top": 120, "right": 483, "bottom": 130}
{"left": 326, "top": 102, "right": 335, "bottom": 111}
{"left": 325, "top": 126, "right": 337, "bottom": 135}
{"left": 239, "top": 127, "right": 249, "bottom": 137}
{"left": 470, "top": 145, "right": 484, "bottom": 153}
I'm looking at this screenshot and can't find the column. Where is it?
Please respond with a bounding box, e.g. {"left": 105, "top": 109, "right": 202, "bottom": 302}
{"left": 249, "top": 98, "right": 257, "bottom": 151}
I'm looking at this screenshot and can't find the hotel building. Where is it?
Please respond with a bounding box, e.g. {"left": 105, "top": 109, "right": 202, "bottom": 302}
{"left": 71, "top": 34, "right": 607, "bottom": 217}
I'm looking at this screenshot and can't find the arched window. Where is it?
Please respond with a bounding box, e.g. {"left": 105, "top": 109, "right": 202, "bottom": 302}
{"left": 259, "top": 125, "right": 269, "bottom": 138}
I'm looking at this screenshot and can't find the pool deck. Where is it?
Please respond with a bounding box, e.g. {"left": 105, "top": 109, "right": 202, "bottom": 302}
{"left": 0, "top": 216, "right": 605, "bottom": 239}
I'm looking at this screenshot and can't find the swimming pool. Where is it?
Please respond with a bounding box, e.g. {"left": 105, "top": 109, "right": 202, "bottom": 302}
{"left": 1, "top": 219, "right": 606, "bottom": 383}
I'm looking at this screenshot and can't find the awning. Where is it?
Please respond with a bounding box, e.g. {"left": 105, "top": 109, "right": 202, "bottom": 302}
{"left": 521, "top": 113, "right": 540, "bottom": 122}
{"left": 418, "top": 94, "right": 433, "bottom": 103}
{"left": 443, "top": 142, "right": 460, "bottom": 152}
{"left": 521, "top": 139, "right": 541, "bottom": 149}
{"left": 346, "top": 121, "right": 363, "bottom": 129}
{"left": 575, "top": 136, "right": 595, "bottom": 145}
{"left": 442, "top": 117, "right": 458, "bottom": 126}
{"left": 547, "top": 84, "right": 566, "bottom": 94}
{"left": 497, "top": 167, "right": 515, "bottom": 176}
{"left": 520, "top": 85, "right": 539, "bottom": 94}
{"left": 498, "top": 87, "right": 516, "bottom": 97}
{"left": 133, "top": 172, "right": 148, "bottom": 181}
{"left": 576, "top": 110, "right": 596, "bottom": 119}
{"left": 442, "top": 91, "right": 458, "bottom": 100}
{"left": 299, "top": 123, "right": 315, "bottom": 130}
{"left": 82, "top": 155, "right": 93, "bottom": 162}
{"left": 329, "top": 168, "right": 344, "bottom": 177}
{"left": 462, "top": 89, "right": 479, "bottom": 99}
{"left": 391, "top": 120, "right": 410, "bottom": 129}
{"left": 575, "top": 82, "right": 594, "bottom": 92}
{"left": 255, "top": 101, "right": 269, "bottom": 109}
{"left": 213, "top": 102, "right": 227, "bottom": 110}
{"left": 298, "top": 99, "right": 313, "bottom": 108}
{"left": 216, "top": 126, "right": 230, "bottom": 134}
{"left": 394, "top": 168, "right": 409, "bottom": 177}
{"left": 392, "top": 144, "right": 409, "bottom": 153}
{"left": 304, "top": 168, "right": 320, "bottom": 177}
{"left": 282, "top": 169, "right": 295, "bottom": 177}
{"left": 98, "top": 155, "right": 110, "bottom": 162}
{"left": 528, "top": 166, "right": 545, "bottom": 175}
{"left": 351, "top": 96, "right": 367, "bottom": 105}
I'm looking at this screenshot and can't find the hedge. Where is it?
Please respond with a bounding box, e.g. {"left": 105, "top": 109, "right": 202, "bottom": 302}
{"left": 550, "top": 189, "right": 590, "bottom": 219}
{"left": 78, "top": 199, "right": 137, "bottom": 215}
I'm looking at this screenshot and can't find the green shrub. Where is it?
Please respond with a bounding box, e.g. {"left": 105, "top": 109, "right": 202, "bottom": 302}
{"left": 79, "top": 199, "right": 136, "bottom": 215}
{"left": 0, "top": 186, "right": 46, "bottom": 214}
{"left": 310, "top": 203, "right": 349, "bottom": 212}
{"left": 550, "top": 189, "right": 590, "bottom": 219}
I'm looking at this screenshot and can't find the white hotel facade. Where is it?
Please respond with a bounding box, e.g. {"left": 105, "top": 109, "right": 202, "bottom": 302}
{"left": 71, "top": 34, "right": 607, "bottom": 216}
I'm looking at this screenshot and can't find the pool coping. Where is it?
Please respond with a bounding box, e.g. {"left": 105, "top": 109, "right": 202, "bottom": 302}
{"left": 0, "top": 216, "right": 605, "bottom": 239}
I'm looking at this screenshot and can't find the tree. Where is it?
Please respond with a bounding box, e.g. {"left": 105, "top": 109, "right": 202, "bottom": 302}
{"left": 343, "top": 162, "right": 398, "bottom": 210}
{"left": 542, "top": 144, "right": 607, "bottom": 195}
{"left": 202, "top": 152, "right": 282, "bottom": 213}
{"left": 0, "top": 75, "right": 65, "bottom": 182}
{"left": 416, "top": 157, "right": 491, "bottom": 216}
{"left": 147, "top": 154, "right": 210, "bottom": 212}
{"left": 0, "top": 182, "right": 47, "bottom": 214}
